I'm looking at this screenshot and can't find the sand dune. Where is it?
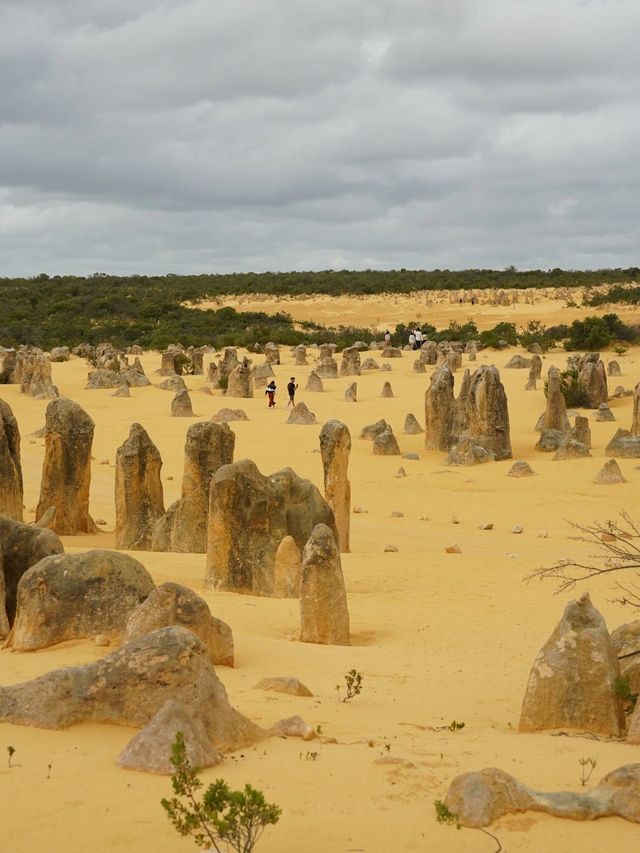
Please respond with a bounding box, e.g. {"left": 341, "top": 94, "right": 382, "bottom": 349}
{"left": 1, "top": 304, "right": 639, "bottom": 852}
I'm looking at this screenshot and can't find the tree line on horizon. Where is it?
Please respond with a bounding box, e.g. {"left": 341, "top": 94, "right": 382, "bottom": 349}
{"left": 0, "top": 269, "right": 638, "bottom": 351}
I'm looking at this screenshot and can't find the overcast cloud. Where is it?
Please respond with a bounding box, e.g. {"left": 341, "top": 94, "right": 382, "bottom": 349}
{"left": 1, "top": 0, "right": 639, "bottom": 276}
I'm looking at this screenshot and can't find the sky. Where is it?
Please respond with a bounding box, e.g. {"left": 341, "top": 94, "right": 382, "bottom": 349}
{"left": 1, "top": 0, "right": 639, "bottom": 277}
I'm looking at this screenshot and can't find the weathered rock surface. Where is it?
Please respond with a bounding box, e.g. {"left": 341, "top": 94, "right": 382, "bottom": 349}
{"left": 594, "top": 459, "right": 626, "bottom": 484}
{"left": 206, "top": 461, "right": 337, "bottom": 595}
{"left": 270, "top": 715, "right": 316, "bottom": 740}
{"left": 339, "top": 346, "right": 361, "bottom": 376}
{"left": 595, "top": 403, "right": 615, "bottom": 422}
{"left": 424, "top": 364, "right": 455, "bottom": 451}
{"left": 360, "top": 419, "right": 389, "bottom": 441}
{"left": 49, "top": 346, "right": 70, "bottom": 362}
{"left": 159, "top": 375, "right": 186, "bottom": 392}
{"left": 505, "top": 355, "right": 531, "bottom": 369}
{"left": 287, "top": 402, "right": 317, "bottom": 425}
{"left": 632, "top": 382, "right": 640, "bottom": 435}
{"left": 152, "top": 422, "right": 235, "bottom": 553}
{"left": 300, "top": 524, "right": 350, "bottom": 645}
{"left": 403, "top": 413, "right": 423, "bottom": 434}
{"left": 273, "top": 536, "right": 302, "bottom": 598}
{"left": 115, "top": 423, "right": 165, "bottom": 550}
{"left": 20, "top": 351, "right": 59, "bottom": 400}
{"left": 536, "top": 427, "right": 566, "bottom": 452}
{"left": 35, "top": 398, "right": 97, "bottom": 535}
{"left": 226, "top": 359, "right": 254, "bottom": 398}
{"left": 315, "top": 357, "right": 338, "bottom": 379}
{"left": 305, "top": 371, "right": 323, "bottom": 392}
{"left": 294, "top": 345, "right": 307, "bottom": 366}
{"left": 519, "top": 592, "right": 624, "bottom": 737}
{"left": 507, "top": 460, "right": 535, "bottom": 477}
{"left": 605, "top": 428, "right": 640, "bottom": 458}
{"left": 211, "top": 408, "right": 249, "bottom": 423}
{"left": 530, "top": 354, "right": 542, "bottom": 379}
{"left": 0, "top": 627, "right": 263, "bottom": 750}
{"left": 0, "top": 400, "right": 23, "bottom": 521}
{"left": 608, "top": 360, "right": 622, "bottom": 377}
{"left": 380, "top": 381, "right": 393, "bottom": 398}
{"left": 542, "top": 366, "right": 569, "bottom": 432}
{"left": 444, "top": 765, "right": 640, "bottom": 828}
{"left": 611, "top": 620, "right": 640, "bottom": 697}
{"left": 458, "top": 365, "right": 512, "bottom": 460}
{"left": 254, "top": 677, "right": 313, "bottom": 697}
{"left": 361, "top": 357, "right": 379, "bottom": 370}
{"left": 445, "top": 437, "right": 493, "bottom": 466}
{"left": 0, "top": 514, "right": 63, "bottom": 630}
{"left": 12, "top": 550, "right": 155, "bottom": 650}
{"left": 319, "top": 420, "right": 351, "bottom": 553}
{"left": 264, "top": 343, "right": 280, "bottom": 365}
{"left": 123, "top": 581, "right": 233, "bottom": 667}
{"left": 344, "top": 382, "right": 357, "bottom": 402}
{"left": 573, "top": 415, "right": 592, "bottom": 448}
{"left": 171, "top": 388, "right": 193, "bottom": 417}
{"left": 117, "top": 699, "right": 222, "bottom": 774}
{"left": 579, "top": 355, "right": 608, "bottom": 408}
{"left": 373, "top": 427, "right": 401, "bottom": 456}
{"left": 552, "top": 436, "right": 591, "bottom": 460}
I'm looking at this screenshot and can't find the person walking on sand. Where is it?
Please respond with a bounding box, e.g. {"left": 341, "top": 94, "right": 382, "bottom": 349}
{"left": 408, "top": 331, "right": 415, "bottom": 349}
{"left": 384, "top": 329, "right": 391, "bottom": 345}
{"left": 287, "top": 377, "right": 298, "bottom": 407}
{"left": 265, "top": 380, "right": 277, "bottom": 408}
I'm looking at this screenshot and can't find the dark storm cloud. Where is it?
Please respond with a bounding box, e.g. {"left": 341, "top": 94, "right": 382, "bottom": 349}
{"left": 1, "top": 0, "right": 638, "bottom": 275}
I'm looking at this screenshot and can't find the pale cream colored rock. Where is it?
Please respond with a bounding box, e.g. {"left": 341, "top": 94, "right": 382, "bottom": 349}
{"left": 519, "top": 592, "right": 624, "bottom": 736}
{"left": 300, "top": 524, "right": 350, "bottom": 645}
{"left": 273, "top": 536, "right": 302, "bottom": 598}
{"left": 319, "top": 420, "right": 351, "bottom": 553}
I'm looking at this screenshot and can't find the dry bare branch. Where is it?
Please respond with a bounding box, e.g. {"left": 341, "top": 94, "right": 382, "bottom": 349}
{"left": 524, "top": 512, "right": 640, "bottom": 609}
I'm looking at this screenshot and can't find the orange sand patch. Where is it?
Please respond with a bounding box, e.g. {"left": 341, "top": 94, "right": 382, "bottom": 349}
{"left": 1, "top": 309, "right": 639, "bottom": 852}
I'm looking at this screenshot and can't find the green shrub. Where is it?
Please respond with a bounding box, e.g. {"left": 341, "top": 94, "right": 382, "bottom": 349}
{"left": 544, "top": 367, "right": 591, "bottom": 408}
{"left": 161, "top": 732, "right": 281, "bottom": 852}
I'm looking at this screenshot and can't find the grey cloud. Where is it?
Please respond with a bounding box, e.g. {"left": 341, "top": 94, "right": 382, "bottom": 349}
{"left": 0, "top": 0, "right": 638, "bottom": 276}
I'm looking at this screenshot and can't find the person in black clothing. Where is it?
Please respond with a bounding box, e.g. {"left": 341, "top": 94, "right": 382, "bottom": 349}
{"left": 287, "top": 377, "right": 298, "bottom": 407}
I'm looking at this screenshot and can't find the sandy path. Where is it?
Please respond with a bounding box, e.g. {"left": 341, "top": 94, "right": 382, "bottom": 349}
{"left": 1, "top": 313, "right": 639, "bottom": 852}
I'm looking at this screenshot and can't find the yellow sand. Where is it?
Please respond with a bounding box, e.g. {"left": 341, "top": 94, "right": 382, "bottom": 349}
{"left": 1, "top": 299, "right": 640, "bottom": 853}
{"left": 199, "top": 284, "right": 640, "bottom": 332}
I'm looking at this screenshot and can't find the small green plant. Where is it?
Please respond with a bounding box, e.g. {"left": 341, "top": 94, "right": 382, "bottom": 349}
{"left": 6, "top": 746, "right": 15, "bottom": 768}
{"left": 614, "top": 344, "right": 628, "bottom": 356}
{"left": 434, "top": 799, "right": 459, "bottom": 827}
{"left": 579, "top": 756, "right": 598, "bottom": 786}
{"left": 615, "top": 675, "right": 639, "bottom": 716}
{"left": 305, "top": 751, "right": 319, "bottom": 761}
{"left": 448, "top": 720, "right": 465, "bottom": 732}
{"left": 161, "top": 732, "right": 281, "bottom": 853}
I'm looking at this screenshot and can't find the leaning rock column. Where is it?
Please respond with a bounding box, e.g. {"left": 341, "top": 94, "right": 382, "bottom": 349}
{"left": 319, "top": 420, "right": 351, "bottom": 553}
{"left": 424, "top": 364, "right": 455, "bottom": 451}
{"left": 115, "top": 423, "right": 165, "bottom": 550}
{"left": 36, "top": 398, "right": 97, "bottom": 534}
{"left": 300, "top": 524, "right": 350, "bottom": 645}
{"left": 0, "top": 400, "right": 23, "bottom": 521}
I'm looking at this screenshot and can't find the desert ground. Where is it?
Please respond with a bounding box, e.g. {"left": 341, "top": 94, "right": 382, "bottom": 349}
{"left": 1, "top": 292, "right": 640, "bottom": 853}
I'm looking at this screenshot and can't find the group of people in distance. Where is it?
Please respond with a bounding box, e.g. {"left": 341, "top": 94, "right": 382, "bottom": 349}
{"left": 265, "top": 377, "right": 298, "bottom": 408}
